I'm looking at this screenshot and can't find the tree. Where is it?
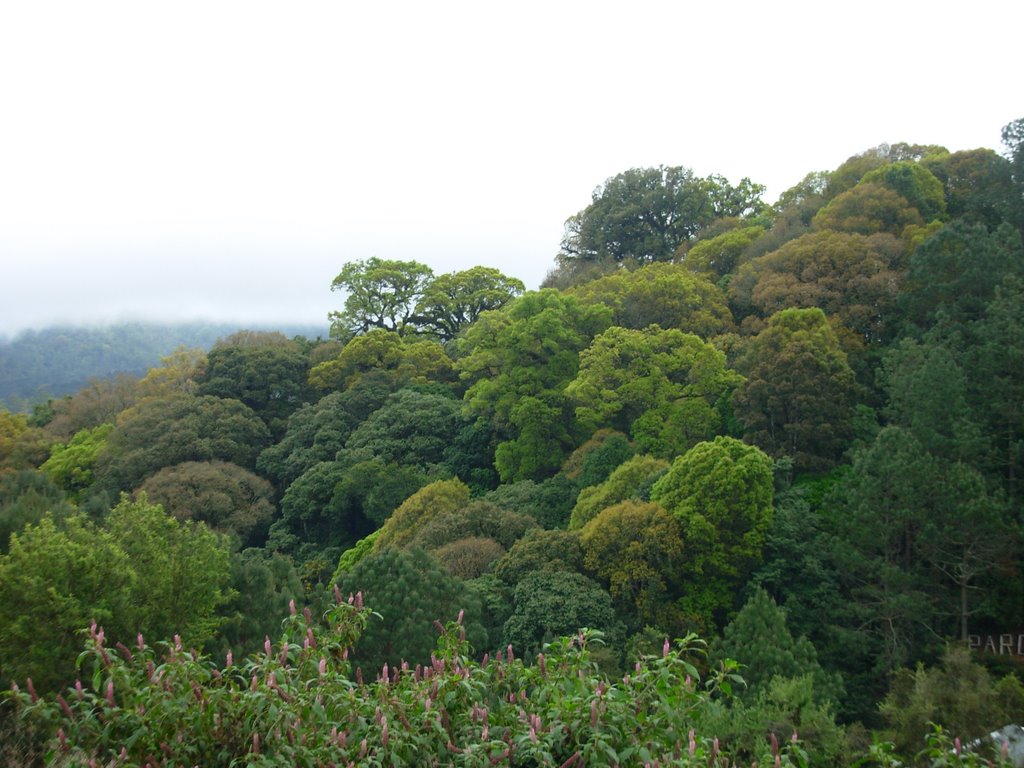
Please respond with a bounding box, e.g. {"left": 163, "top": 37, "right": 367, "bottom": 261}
{"left": 569, "top": 262, "right": 735, "bottom": 338}
{"left": 502, "top": 571, "right": 621, "bottom": 656}
{"left": 374, "top": 478, "right": 470, "bottom": 550}
{"left": 196, "top": 334, "right": 311, "bottom": 437}
{"left": 411, "top": 266, "right": 524, "bottom": 340}
{"left": 0, "top": 469, "right": 76, "bottom": 554}
{"left": 335, "top": 547, "right": 485, "bottom": 669}
{"left": 812, "top": 182, "right": 924, "bottom": 238}
{"left": 569, "top": 454, "right": 669, "bottom": 529}
{"left": 256, "top": 374, "right": 391, "bottom": 487}
{"left": 492, "top": 528, "right": 584, "bottom": 588}
{"left": 567, "top": 326, "right": 742, "bottom": 459}
{"left": 925, "top": 148, "right": 1017, "bottom": 230}
{"left": 1002, "top": 116, "right": 1024, "bottom": 234}
{"left": 92, "top": 394, "right": 271, "bottom": 495}
{"left": 0, "top": 514, "right": 134, "bottom": 691}
{"left": 432, "top": 536, "right": 507, "bottom": 580}
{"left": 308, "top": 329, "right": 454, "bottom": 392}
{"left": 732, "top": 308, "right": 858, "bottom": 472}
{"left": 328, "top": 258, "right": 434, "bottom": 338}
{"left": 899, "top": 221, "right": 1024, "bottom": 333}
{"left": 860, "top": 161, "right": 947, "bottom": 222}
{"left": 684, "top": 225, "right": 766, "bottom": 279}
{"left": 651, "top": 436, "right": 774, "bottom": 627}
{"left": 482, "top": 474, "right": 580, "bottom": 529}
{"left": 728, "top": 230, "right": 905, "bottom": 344}
{"left": 558, "top": 166, "right": 765, "bottom": 265}
{"left": 342, "top": 388, "right": 467, "bottom": 471}
{"left": 457, "top": 290, "right": 612, "bottom": 481}
{"left": 579, "top": 500, "right": 686, "bottom": 633}
{"left": 715, "top": 588, "right": 837, "bottom": 704}
{"left": 135, "top": 460, "right": 276, "bottom": 546}
{"left": 409, "top": 499, "right": 537, "bottom": 552}
{"left": 105, "top": 494, "right": 233, "bottom": 649}
{"left": 38, "top": 422, "right": 114, "bottom": 500}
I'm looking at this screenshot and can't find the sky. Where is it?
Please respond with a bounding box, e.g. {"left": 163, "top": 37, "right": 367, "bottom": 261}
{"left": 0, "top": 1, "right": 1020, "bottom": 339}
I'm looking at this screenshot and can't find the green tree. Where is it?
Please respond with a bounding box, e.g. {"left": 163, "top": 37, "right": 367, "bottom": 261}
{"left": 457, "top": 290, "right": 612, "bottom": 482}
{"left": 342, "top": 388, "right": 467, "bottom": 471}
{"left": 579, "top": 500, "right": 686, "bottom": 633}
{"left": 558, "top": 166, "right": 764, "bottom": 265}
{"left": 0, "top": 514, "right": 134, "bottom": 691}
{"left": 308, "top": 329, "right": 454, "bottom": 392}
{"left": 374, "top": 478, "right": 470, "bottom": 550}
{"left": 569, "top": 262, "right": 735, "bottom": 338}
{"left": 105, "top": 494, "right": 233, "bottom": 649}
{"left": 412, "top": 266, "right": 524, "bottom": 340}
{"left": 860, "top": 160, "right": 947, "bottom": 222}
{"left": 482, "top": 474, "right": 580, "bottom": 529}
{"left": 135, "top": 460, "right": 276, "bottom": 546}
{"left": 409, "top": 499, "right": 537, "bottom": 552}
{"left": 256, "top": 374, "right": 391, "bottom": 487}
{"left": 335, "top": 547, "right": 485, "bottom": 669}
{"left": 39, "top": 422, "right": 114, "bottom": 500}
{"left": 569, "top": 454, "right": 669, "bottom": 530}
{"left": 732, "top": 308, "right": 858, "bottom": 472}
{"left": 926, "top": 147, "right": 1017, "bottom": 230}
{"left": 328, "top": 257, "right": 434, "bottom": 338}
{"left": 567, "top": 325, "right": 742, "bottom": 458}
{"left": 502, "top": 571, "right": 622, "bottom": 656}
{"left": 432, "top": 536, "right": 507, "bottom": 580}
{"left": 492, "top": 528, "right": 585, "bottom": 588}
{"left": 196, "top": 333, "right": 312, "bottom": 438}
{"left": 0, "top": 469, "right": 76, "bottom": 554}
{"left": 715, "top": 588, "right": 838, "bottom": 704}
{"left": 92, "top": 394, "right": 270, "bottom": 495}
{"left": 684, "top": 224, "right": 766, "bottom": 280}
{"left": 651, "top": 436, "right": 774, "bottom": 627}
{"left": 899, "top": 221, "right": 1024, "bottom": 333}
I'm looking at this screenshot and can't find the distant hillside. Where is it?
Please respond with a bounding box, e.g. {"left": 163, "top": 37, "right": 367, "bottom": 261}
{"left": 0, "top": 321, "right": 328, "bottom": 411}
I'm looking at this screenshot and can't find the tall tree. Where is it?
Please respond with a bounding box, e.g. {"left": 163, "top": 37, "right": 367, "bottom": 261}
{"left": 732, "top": 308, "right": 858, "bottom": 472}
{"left": 650, "top": 436, "right": 774, "bottom": 628}
{"left": 412, "top": 266, "right": 524, "bottom": 341}
{"left": 558, "top": 166, "right": 764, "bottom": 266}
{"left": 328, "top": 257, "right": 434, "bottom": 338}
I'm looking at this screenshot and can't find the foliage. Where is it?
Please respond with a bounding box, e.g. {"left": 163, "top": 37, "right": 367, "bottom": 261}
{"left": 685, "top": 225, "right": 766, "bottom": 279}
{"left": 559, "top": 165, "right": 765, "bottom": 265}
{"left": 375, "top": 478, "right": 471, "bottom": 550}
{"left": 457, "top": 289, "right": 612, "bottom": 481}
{"left": 651, "top": 437, "right": 774, "bottom": 628}
{"left": 308, "top": 329, "right": 454, "bottom": 392}
{"left": 569, "top": 261, "right": 736, "bottom": 337}
{"left": 568, "top": 325, "right": 742, "bottom": 458}
{"left": 39, "top": 422, "right": 114, "bottom": 500}
{"left": 256, "top": 375, "right": 391, "bottom": 487}
{"left": 342, "top": 387, "right": 466, "bottom": 471}
{"left": 880, "top": 645, "right": 1024, "bottom": 759}
{"left": 502, "top": 570, "right": 622, "bottom": 657}
{"left": 412, "top": 266, "right": 525, "bottom": 340}
{"left": 433, "top": 536, "right": 507, "bottom": 580}
{"left": 0, "top": 469, "right": 76, "bottom": 554}
{"left": 92, "top": 393, "right": 271, "bottom": 495}
{"left": 335, "top": 547, "right": 486, "bottom": 669}
{"left": 328, "top": 257, "right": 435, "bottom": 338}
{"left": 6, "top": 599, "right": 805, "bottom": 768}
{"left": 409, "top": 499, "right": 538, "bottom": 553}
{"left": 579, "top": 500, "right": 686, "bottom": 633}
{"left": 559, "top": 429, "right": 635, "bottom": 488}
{"left": 136, "top": 460, "right": 276, "bottom": 545}
{"left": 569, "top": 453, "right": 669, "bottom": 530}
{"left": 732, "top": 307, "right": 858, "bottom": 472}
{"left": 483, "top": 473, "right": 580, "bottom": 529}
{"left": 492, "top": 528, "right": 585, "bottom": 588}
{"left": 196, "top": 334, "right": 312, "bottom": 437}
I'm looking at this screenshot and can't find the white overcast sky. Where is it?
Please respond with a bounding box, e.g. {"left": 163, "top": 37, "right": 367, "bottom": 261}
{"left": 0, "top": 1, "right": 1020, "bottom": 338}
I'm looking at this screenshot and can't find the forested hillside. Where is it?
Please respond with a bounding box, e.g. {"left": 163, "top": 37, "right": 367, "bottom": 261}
{"left": 0, "top": 321, "right": 328, "bottom": 412}
{"left": 2, "top": 120, "right": 1024, "bottom": 766}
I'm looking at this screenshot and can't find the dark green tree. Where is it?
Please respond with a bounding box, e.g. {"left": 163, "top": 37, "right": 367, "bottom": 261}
{"left": 335, "top": 547, "right": 485, "bottom": 669}
{"left": 558, "top": 166, "right": 764, "bottom": 265}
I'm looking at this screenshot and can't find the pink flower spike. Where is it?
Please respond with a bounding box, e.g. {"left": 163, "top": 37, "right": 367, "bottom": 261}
{"left": 663, "top": 637, "right": 671, "bottom": 657}
{"left": 137, "top": 633, "right": 145, "bottom": 651}
{"left": 289, "top": 599, "right": 297, "bottom": 616}
{"left": 334, "top": 583, "right": 342, "bottom": 604}
{"left": 457, "top": 609, "right": 464, "bottom": 625}
{"left": 688, "top": 728, "right": 696, "bottom": 757}
{"left": 226, "top": 650, "right": 233, "bottom": 668}
{"left": 26, "top": 678, "right": 38, "bottom": 703}
{"left": 319, "top": 657, "right": 327, "bottom": 676}
{"left": 955, "top": 737, "right": 961, "bottom": 758}
{"left": 106, "top": 680, "right": 115, "bottom": 708}
{"left": 264, "top": 636, "right": 272, "bottom": 657}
